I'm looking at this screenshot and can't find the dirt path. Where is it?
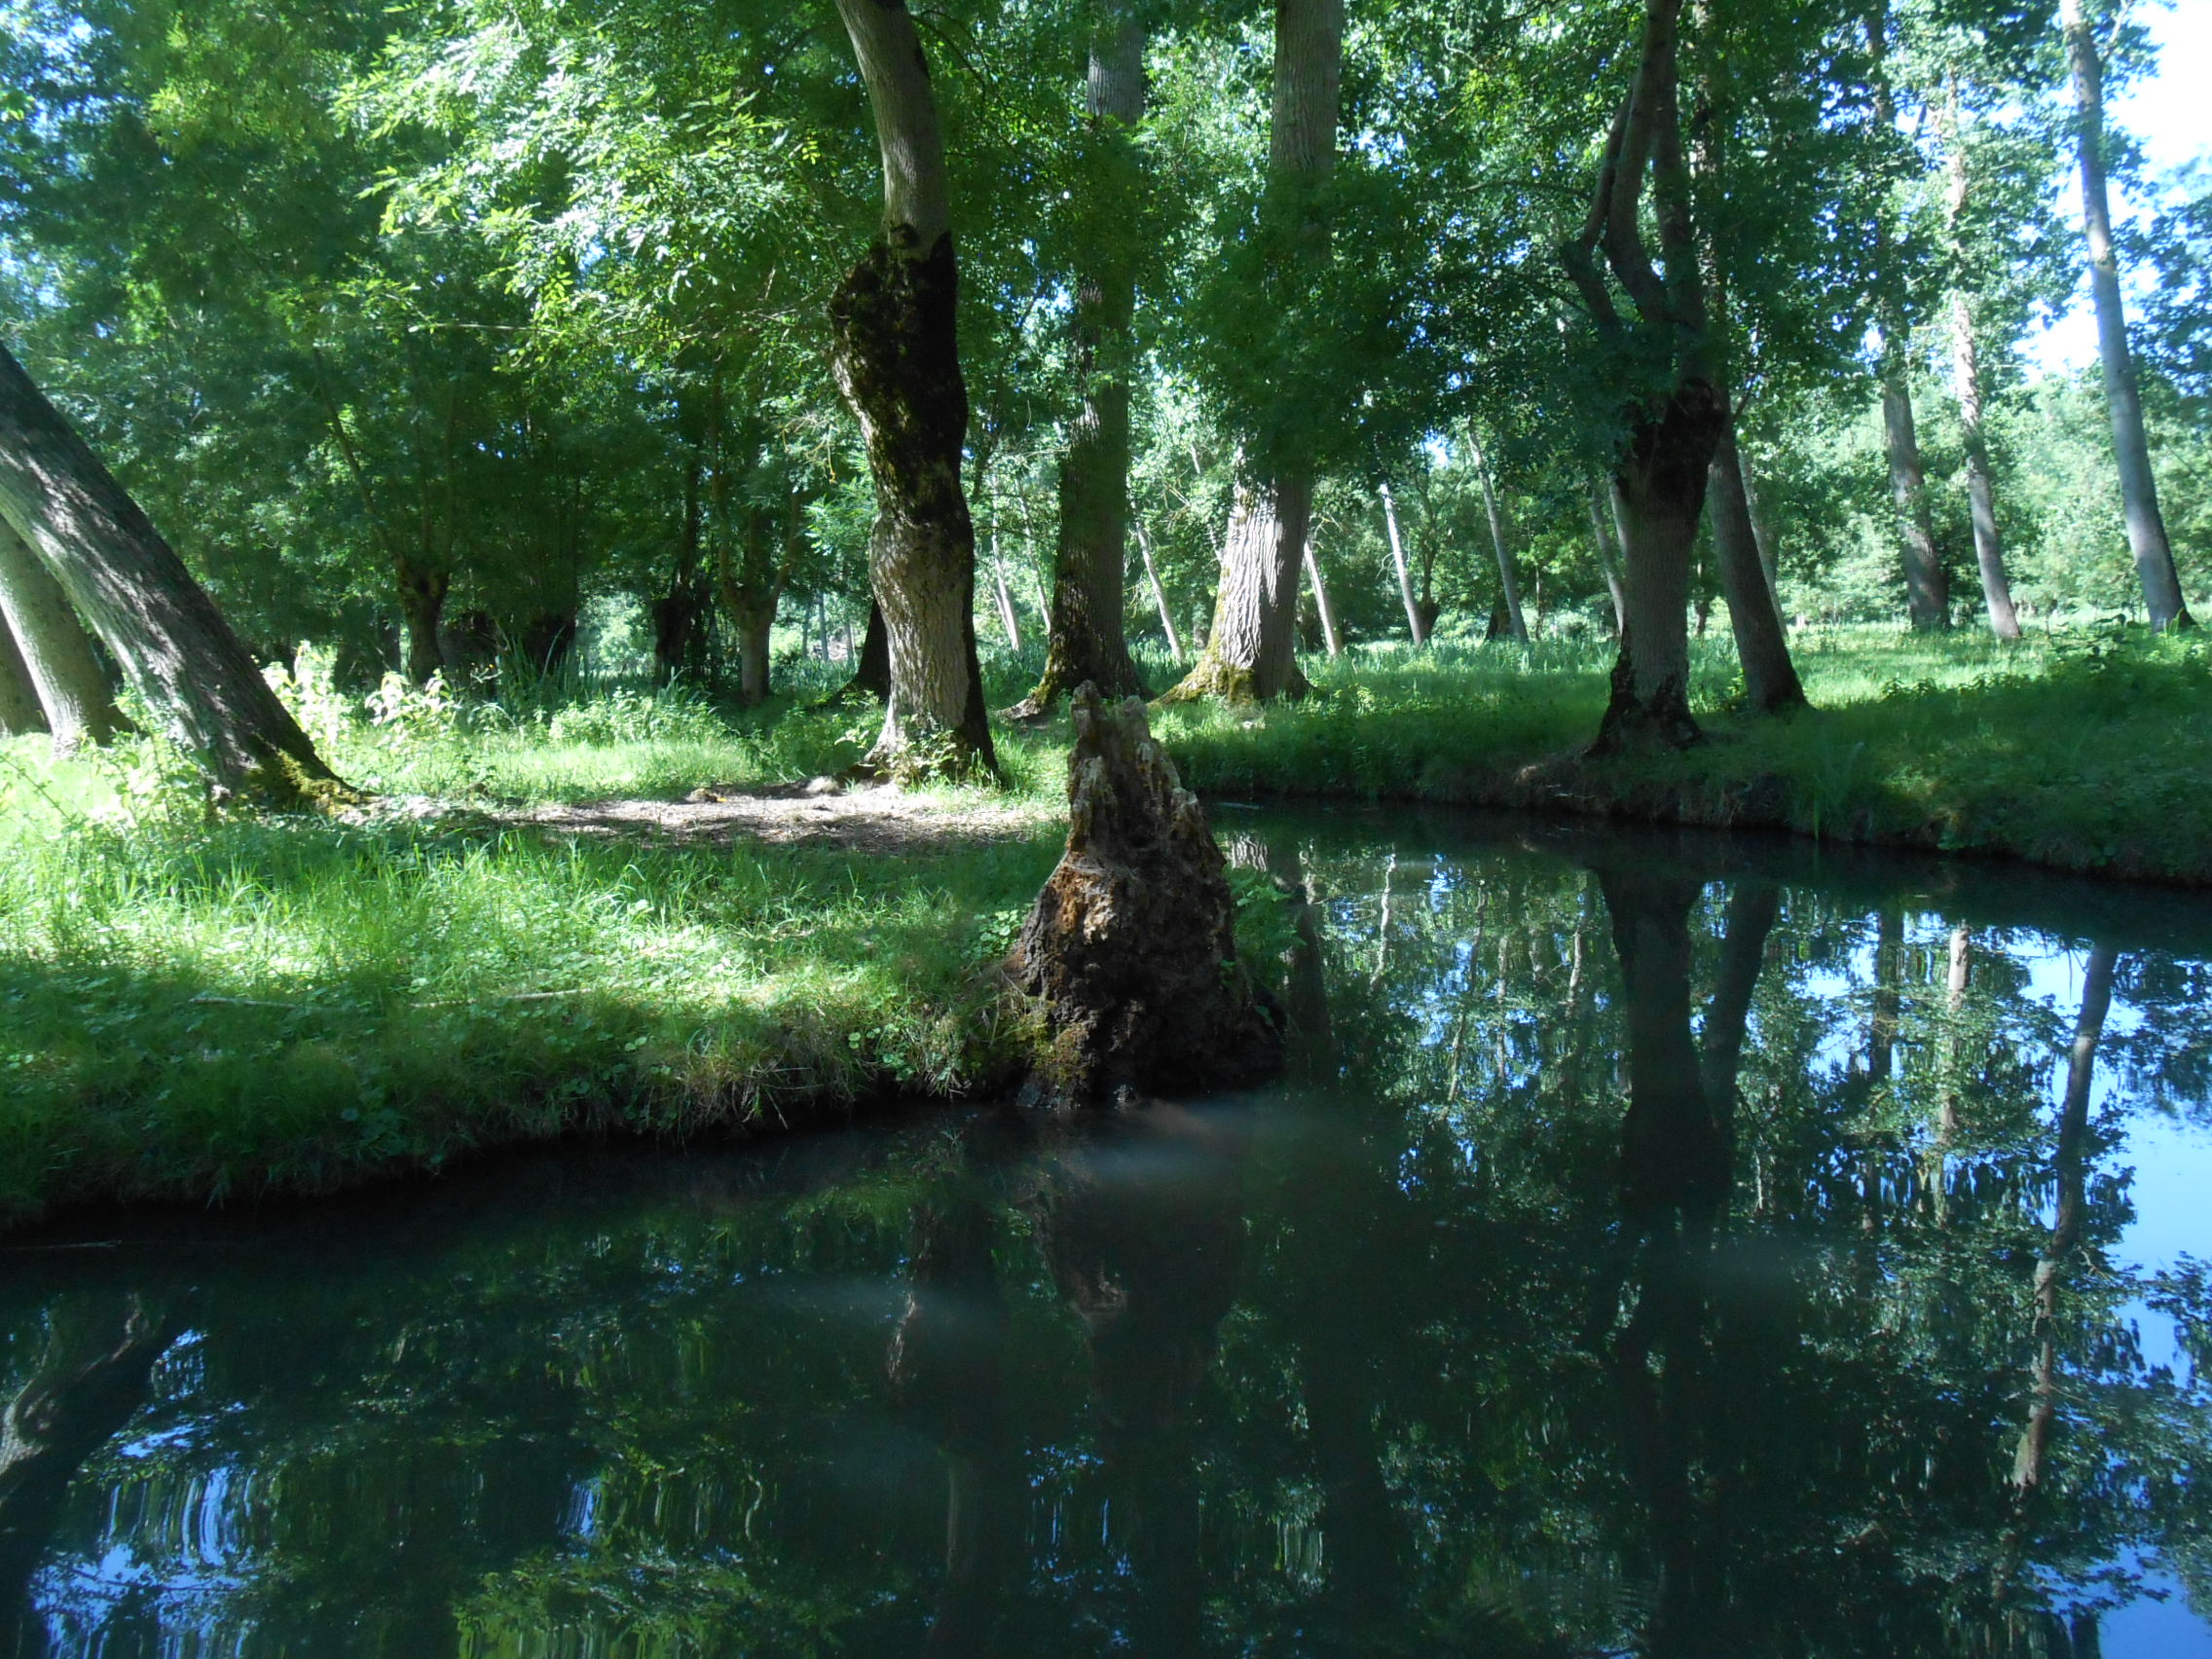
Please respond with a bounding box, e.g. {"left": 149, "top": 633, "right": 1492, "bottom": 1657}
{"left": 503, "top": 781, "right": 1061, "bottom": 857}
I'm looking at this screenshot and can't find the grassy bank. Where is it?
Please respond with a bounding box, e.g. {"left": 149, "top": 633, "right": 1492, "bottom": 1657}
{"left": 2, "top": 625, "right": 2205, "bottom": 1231}
{"left": 1153, "top": 626, "right": 2212, "bottom": 885}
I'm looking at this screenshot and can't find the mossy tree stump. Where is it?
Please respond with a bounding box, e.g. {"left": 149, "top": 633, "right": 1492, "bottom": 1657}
{"left": 1008, "top": 684, "right": 1282, "bottom": 1107}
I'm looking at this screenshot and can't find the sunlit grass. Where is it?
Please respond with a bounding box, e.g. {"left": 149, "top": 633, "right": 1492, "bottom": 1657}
{"left": 0, "top": 623, "right": 2203, "bottom": 1228}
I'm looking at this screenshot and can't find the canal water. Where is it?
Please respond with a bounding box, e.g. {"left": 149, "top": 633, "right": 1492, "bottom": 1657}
{"left": 4, "top": 809, "right": 2209, "bottom": 1657}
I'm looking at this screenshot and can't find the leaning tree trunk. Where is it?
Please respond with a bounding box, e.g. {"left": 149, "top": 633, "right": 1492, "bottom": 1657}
{"left": 829, "top": 0, "right": 996, "bottom": 781}
{"left": 1303, "top": 536, "right": 1342, "bottom": 658}
{"left": 2060, "top": 0, "right": 2192, "bottom": 631}
{"left": 1015, "top": 8, "right": 1150, "bottom": 716}
{"left": 0, "top": 347, "right": 345, "bottom": 802}
{"left": 1162, "top": 0, "right": 1341, "bottom": 705}
{"left": 0, "top": 518, "right": 119, "bottom": 750}
{"left": 1879, "top": 343, "right": 1950, "bottom": 631}
{"left": 0, "top": 613, "right": 41, "bottom": 736}
{"left": 1379, "top": 480, "right": 1427, "bottom": 645}
{"left": 1468, "top": 427, "right": 1529, "bottom": 645}
{"left": 1708, "top": 404, "right": 1807, "bottom": 713}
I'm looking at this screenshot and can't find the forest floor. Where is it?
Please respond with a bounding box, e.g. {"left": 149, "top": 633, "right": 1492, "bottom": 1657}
{"left": 1, "top": 623, "right": 2205, "bottom": 1232}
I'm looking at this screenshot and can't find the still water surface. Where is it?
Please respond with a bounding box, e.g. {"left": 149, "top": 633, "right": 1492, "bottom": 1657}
{"left": 5, "top": 810, "right": 2211, "bottom": 1657}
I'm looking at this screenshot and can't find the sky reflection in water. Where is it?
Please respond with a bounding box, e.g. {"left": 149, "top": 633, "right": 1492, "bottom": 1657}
{"left": 3, "top": 808, "right": 2210, "bottom": 1658}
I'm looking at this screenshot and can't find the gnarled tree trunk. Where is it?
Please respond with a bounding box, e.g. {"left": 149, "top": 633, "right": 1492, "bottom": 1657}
{"left": 1162, "top": 0, "right": 1341, "bottom": 705}
{"left": 829, "top": 0, "right": 996, "bottom": 780}
{"left": 1008, "top": 687, "right": 1282, "bottom": 1106}
{"left": 0, "top": 346, "right": 345, "bottom": 803}
{"left": 395, "top": 552, "right": 449, "bottom": 684}
{"left": 0, "top": 519, "right": 118, "bottom": 750}
{"left": 1561, "top": 0, "right": 1720, "bottom": 753}
{"left": 1016, "top": 9, "right": 1150, "bottom": 716}
{"left": 2060, "top": 0, "right": 2192, "bottom": 631}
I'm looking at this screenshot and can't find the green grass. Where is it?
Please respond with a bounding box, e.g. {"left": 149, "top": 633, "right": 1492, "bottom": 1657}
{"left": 1, "top": 624, "right": 2204, "bottom": 1230}
{"left": 1151, "top": 626, "right": 2212, "bottom": 884}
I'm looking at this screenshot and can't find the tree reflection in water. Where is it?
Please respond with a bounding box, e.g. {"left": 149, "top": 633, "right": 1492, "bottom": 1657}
{"left": 0, "top": 816, "right": 2207, "bottom": 1657}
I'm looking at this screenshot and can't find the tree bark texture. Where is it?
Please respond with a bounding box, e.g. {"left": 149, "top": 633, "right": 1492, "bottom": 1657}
{"left": 1160, "top": 472, "right": 1310, "bottom": 702}
{"left": 1560, "top": 0, "right": 1719, "bottom": 753}
{"left": 1017, "top": 10, "right": 1149, "bottom": 715}
{"left": 0, "top": 518, "right": 118, "bottom": 750}
{"left": 1707, "top": 411, "right": 1807, "bottom": 713}
{"left": 1007, "top": 687, "right": 1283, "bottom": 1106}
{"left": 1880, "top": 353, "right": 1951, "bottom": 631}
{"left": 715, "top": 502, "right": 787, "bottom": 711}
{"left": 1469, "top": 429, "right": 1529, "bottom": 645}
{"left": 0, "top": 347, "right": 345, "bottom": 802}
{"left": 829, "top": 0, "right": 996, "bottom": 779}
{"left": 2061, "top": 0, "right": 2193, "bottom": 630}
{"left": 0, "top": 612, "right": 42, "bottom": 737}
{"left": 1163, "top": 0, "right": 1341, "bottom": 705}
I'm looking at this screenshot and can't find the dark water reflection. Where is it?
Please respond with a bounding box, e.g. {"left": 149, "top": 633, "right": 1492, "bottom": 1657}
{"left": 5, "top": 810, "right": 2212, "bottom": 1657}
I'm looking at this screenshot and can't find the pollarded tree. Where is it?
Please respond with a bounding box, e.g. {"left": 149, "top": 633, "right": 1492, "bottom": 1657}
{"left": 829, "top": 0, "right": 997, "bottom": 781}
{"left": 1560, "top": 0, "right": 1722, "bottom": 751}
{"left": 1161, "top": 0, "right": 1345, "bottom": 705}
{"left": 0, "top": 346, "right": 346, "bottom": 803}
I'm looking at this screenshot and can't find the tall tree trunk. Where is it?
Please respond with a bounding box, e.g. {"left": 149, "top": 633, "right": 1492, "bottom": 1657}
{"left": 1380, "top": 480, "right": 1427, "bottom": 645}
{"left": 1864, "top": 2, "right": 1949, "bottom": 633}
{"left": 1708, "top": 408, "right": 1807, "bottom": 712}
{"left": 1017, "top": 9, "right": 1149, "bottom": 715}
{"left": 1468, "top": 429, "right": 1529, "bottom": 645}
{"left": 828, "top": 0, "right": 997, "bottom": 780}
{"left": 1303, "top": 536, "right": 1342, "bottom": 658}
{"left": 1880, "top": 349, "right": 1951, "bottom": 630}
{"left": 1941, "top": 94, "right": 2022, "bottom": 641}
{"left": 1135, "top": 520, "right": 1182, "bottom": 659}
{"left": 1161, "top": 470, "right": 1312, "bottom": 702}
{"left": 0, "top": 347, "right": 345, "bottom": 803}
{"left": 1950, "top": 293, "right": 2022, "bottom": 640}
{"left": 0, "top": 519, "right": 118, "bottom": 750}
{"left": 0, "top": 612, "right": 42, "bottom": 737}
{"left": 1162, "top": 0, "right": 1341, "bottom": 704}
{"left": 2060, "top": 0, "right": 2192, "bottom": 630}
{"left": 1588, "top": 480, "right": 1629, "bottom": 637}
